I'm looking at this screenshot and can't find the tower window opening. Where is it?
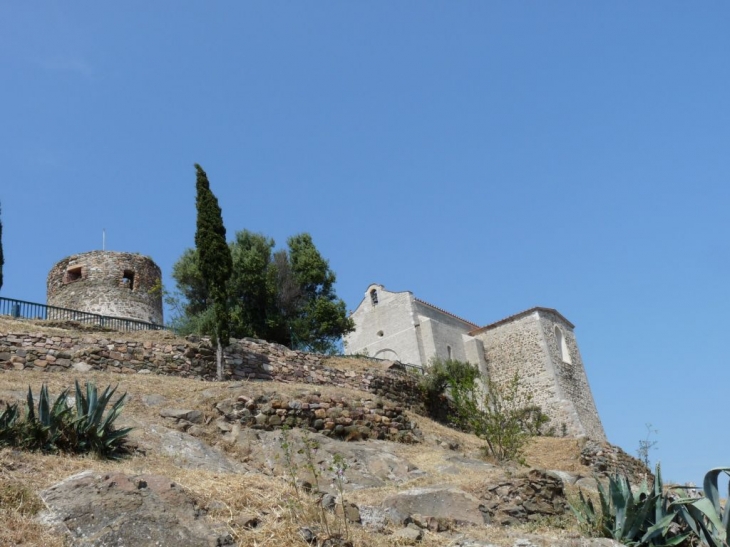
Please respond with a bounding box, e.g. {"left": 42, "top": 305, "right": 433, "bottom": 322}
{"left": 65, "top": 267, "right": 83, "bottom": 283}
{"left": 122, "top": 270, "right": 135, "bottom": 291}
{"left": 370, "top": 289, "right": 379, "bottom": 306}
{"left": 555, "top": 326, "right": 572, "bottom": 364}
{"left": 447, "top": 345, "right": 452, "bottom": 360}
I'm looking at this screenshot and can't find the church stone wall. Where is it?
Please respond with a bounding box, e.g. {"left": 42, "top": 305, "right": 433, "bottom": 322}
{"left": 343, "top": 287, "right": 421, "bottom": 365}
{"left": 471, "top": 310, "right": 606, "bottom": 441}
{"left": 536, "top": 312, "right": 606, "bottom": 441}
{"left": 413, "top": 300, "right": 477, "bottom": 364}
{"left": 346, "top": 284, "right": 607, "bottom": 441}
{"left": 47, "top": 251, "right": 163, "bottom": 325}
{"left": 344, "top": 285, "right": 482, "bottom": 369}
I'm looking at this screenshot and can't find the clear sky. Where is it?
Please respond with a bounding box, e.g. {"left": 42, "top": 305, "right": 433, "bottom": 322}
{"left": 1, "top": 2, "right": 728, "bottom": 486}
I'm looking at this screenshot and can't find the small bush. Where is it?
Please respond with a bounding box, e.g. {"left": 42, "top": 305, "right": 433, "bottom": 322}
{"left": 420, "top": 358, "right": 478, "bottom": 426}
{"left": 422, "top": 358, "right": 550, "bottom": 463}
{"left": 0, "top": 381, "right": 132, "bottom": 458}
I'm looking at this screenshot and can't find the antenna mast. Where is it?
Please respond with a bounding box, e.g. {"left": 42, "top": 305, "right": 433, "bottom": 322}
{"left": 102, "top": 229, "right": 106, "bottom": 251}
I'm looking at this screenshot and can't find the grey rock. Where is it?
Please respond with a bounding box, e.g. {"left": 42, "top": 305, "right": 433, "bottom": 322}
{"left": 71, "top": 362, "right": 93, "bottom": 372}
{"left": 236, "top": 429, "right": 419, "bottom": 492}
{"left": 215, "top": 398, "right": 235, "bottom": 415}
{"left": 383, "top": 486, "right": 486, "bottom": 526}
{"left": 358, "top": 505, "right": 389, "bottom": 531}
{"left": 149, "top": 424, "right": 248, "bottom": 473}
{"left": 394, "top": 524, "right": 423, "bottom": 543}
{"left": 141, "top": 393, "right": 166, "bottom": 407}
{"left": 39, "top": 471, "right": 233, "bottom": 547}
{"left": 234, "top": 512, "right": 259, "bottom": 529}
{"left": 299, "top": 527, "right": 316, "bottom": 544}
{"left": 549, "top": 470, "right": 578, "bottom": 485}
{"left": 160, "top": 408, "right": 204, "bottom": 423}
{"left": 321, "top": 494, "right": 337, "bottom": 511}
{"left": 575, "top": 477, "right": 600, "bottom": 491}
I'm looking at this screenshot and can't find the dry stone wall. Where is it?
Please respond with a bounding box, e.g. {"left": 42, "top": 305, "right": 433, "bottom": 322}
{"left": 0, "top": 329, "right": 425, "bottom": 412}
{"left": 537, "top": 312, "right": 606, "bottom": 441}
{"left": 474, "top": 314, "right": 569, "bottom": 431}
{"left": 214, "top": 392, "right": 422, "bottom": 443}
{"left": 580, "top": 440, "right": 652, "bottom": 485}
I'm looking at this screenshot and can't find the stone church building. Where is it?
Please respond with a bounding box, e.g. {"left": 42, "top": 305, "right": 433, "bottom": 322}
{"left": 343, "top": 284, "right": 606, "bottom": 441}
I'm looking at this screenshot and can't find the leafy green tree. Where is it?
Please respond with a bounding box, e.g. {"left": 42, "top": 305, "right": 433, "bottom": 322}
{"left": 170, "top": 230, "right": 353, "bottom": 354}
{"left": 193, "top": 164, "right": 232, "bottom": 380}
{"left": 286, "top": 233, "right": 353, "bottom": 353}
{"left": 228, "top": 230, "right": 277, "bottom": 342}
{"left": 0, "top": 202, "right": 4, "bottom": 292}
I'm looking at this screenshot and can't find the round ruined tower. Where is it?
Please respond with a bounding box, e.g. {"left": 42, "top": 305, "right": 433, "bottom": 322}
{"left": 47, "top": 251, "right": 163, "bottom": 325}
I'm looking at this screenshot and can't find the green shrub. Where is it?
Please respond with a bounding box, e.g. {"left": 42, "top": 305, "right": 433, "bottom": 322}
{"left": 419, "top": 358, "right": 478, "bottom": 425}
{"left": 422, "top": 358, "right": 549, "bottom": 462}
{"left": 0, "top": 381, "right": 132, "bottom": 458}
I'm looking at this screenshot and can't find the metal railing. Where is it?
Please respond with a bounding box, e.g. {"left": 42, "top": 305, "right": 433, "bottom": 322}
{"left": 0, "top": 296, "right": 166, "bottom": 332}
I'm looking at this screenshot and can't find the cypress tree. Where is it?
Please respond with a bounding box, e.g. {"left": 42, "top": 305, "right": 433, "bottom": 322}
{"left": 194, "top": 164, "right": 232, "bottom": 379}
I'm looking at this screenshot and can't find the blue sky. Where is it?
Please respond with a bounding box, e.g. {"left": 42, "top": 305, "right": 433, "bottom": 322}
{"left": 1, "top": 2, "right": 729, "bottom": 485}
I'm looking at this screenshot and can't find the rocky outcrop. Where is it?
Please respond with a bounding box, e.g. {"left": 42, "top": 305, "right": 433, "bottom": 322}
{"left": 383, "top": 486, "right": 488, "bottom": 527}
{"left": 226, "top": 427, "right": 424, "bottom": 492}
{"left": 40, "top": 471, "right": 233, "bottom": 546}
{"left": 469, "top": 469, "right": 568, "bottom": 525}
{"left": 146, "top": 424, "right": 249, "bottom": 474}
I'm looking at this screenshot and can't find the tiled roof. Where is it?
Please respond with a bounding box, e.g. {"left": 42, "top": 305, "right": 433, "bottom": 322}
{"left": 468, "top": 307, "right": 574, "bottom": 335}
{"left": 414, "top": 298, "right": 479, "bottom": 328}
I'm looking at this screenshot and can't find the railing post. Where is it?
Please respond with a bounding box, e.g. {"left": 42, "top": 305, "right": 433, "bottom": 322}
{"left": 12, "top": 303, "right": 21, "bottom": 318}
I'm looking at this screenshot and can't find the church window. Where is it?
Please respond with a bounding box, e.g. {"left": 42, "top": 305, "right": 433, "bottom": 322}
{"left": 370, "top": 289, "right": 378, "bottom": 306}
{"left": 555, "top": 326, "right": 572, "bottom": 364}
{"left": 447, "top": 345, "right": 452, "bottom": 360}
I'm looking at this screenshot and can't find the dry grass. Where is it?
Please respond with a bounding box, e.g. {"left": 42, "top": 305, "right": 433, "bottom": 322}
{"left": 0, "top": 317, "right": 182, "bottom": 343}
{"left": 523, "top": 437, "right": 592, "bottom": 475}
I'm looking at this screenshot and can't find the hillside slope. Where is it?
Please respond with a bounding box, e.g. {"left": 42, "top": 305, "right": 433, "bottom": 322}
{"left": 0, "top": 319, "right": 629, "bottom": 547}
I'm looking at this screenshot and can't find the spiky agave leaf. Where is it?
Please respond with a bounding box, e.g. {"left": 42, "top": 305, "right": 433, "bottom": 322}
{"left": 672, "top": 467, "right": 730, "bottom": 547}
{"left": 0, "top": 402, "right": 20, "bottom": 446}
{"left": 25, "top": 386, "right": 36, "bottom": 423}
{"left": 74, "top": 379, "right": 87, "bottom": 418}
{"left": 38, "top": 385, "right": 51, "bottom": 427}
{"left": 569, "top": 489, "right": 600, "bottom": 530}
{"left": 71, "top": 381, "right": 131, "bottom": 457}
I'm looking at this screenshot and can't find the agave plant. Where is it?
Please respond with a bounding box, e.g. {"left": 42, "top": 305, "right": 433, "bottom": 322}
{"left": 0, "top": 402, "right": 21, "bottom": 446}
{"left": 22, "top": 385, "right": 73, "bottom": 452}
{"left": 73, "top": 380, "right": 132, "bottom": 458}
{"left": 570, "top": 464, "right": 688, "bottom": 546}
{"left": 671, "top": 467, "right": 730, "bottom": 547}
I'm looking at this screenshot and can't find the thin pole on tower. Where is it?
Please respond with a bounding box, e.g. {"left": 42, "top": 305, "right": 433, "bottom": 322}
{"left": 103, "top": 229, "right": 106, "bottom": 251}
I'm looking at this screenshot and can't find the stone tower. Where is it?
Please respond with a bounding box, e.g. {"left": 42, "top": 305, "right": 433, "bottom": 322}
{"left": 47, "top": 251, "right": 163, "bottom": 325}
